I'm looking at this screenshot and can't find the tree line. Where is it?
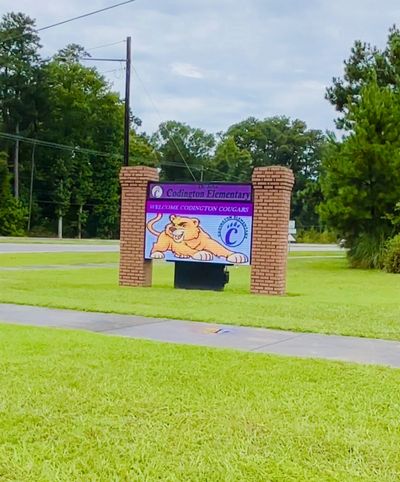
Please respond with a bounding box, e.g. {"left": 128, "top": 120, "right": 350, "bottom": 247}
{"left": 0, "top": 12, "right": 326, "bottom": 239}
{"left": 322, "top": 25, "right": 400, "bottom": 268}
{"left": 1, "top": 11, "right": 400, "bottom": 271}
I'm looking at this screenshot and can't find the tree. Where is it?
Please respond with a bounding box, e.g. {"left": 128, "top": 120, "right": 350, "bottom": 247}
{"left": 54, "top": 43, "right": 88, "bottom": 63}
{"left": 0, "top": 12, "right": 43, "bottom": 198}
{"left": 225, "top": 116, "right": 325, "bottom": 226}
{"left": 0, "top": 153, "right": 26, "bottom": 235}
{"left": 320, "top": 80, "right": 400, "bottom": 267}
{"left": 326, "top": 25, "right": 400, "bottom": 129}
{"left": 210, "top": 136, "right": 252, "bottom": 182}
{"left": 34, "top": 48, "right": 124, "bottom": 238}
{"left": 129, "top": 132, "right": 158, "bottom": 167}
{"left": 151, "top": 121, "right": 215, "bottom": 181}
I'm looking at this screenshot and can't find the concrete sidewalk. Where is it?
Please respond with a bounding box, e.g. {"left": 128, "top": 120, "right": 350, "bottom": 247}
{"left": 1, "top": 303, "right": 399, "bottom": 368}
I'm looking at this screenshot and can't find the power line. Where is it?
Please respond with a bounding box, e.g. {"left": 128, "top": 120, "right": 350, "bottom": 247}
{"left": 132, "top": 65, "right": 197, "bottom": 182}
{"left": 131, "top": 67, "right": 242, "bottom": 182}
{"left": 101, "top": 66, "right": 126, "bottom": 75}
{"left": 81, "top": 57, "right": 125, "bottom": 62}
{"left": 86, "top": 40, "right": 126, "bottom": 52}
{"left": 35, "top": 199, "right": 100, "bottom": 207}
{"left": 0, "top": 131, "right": 241, "bottom": 181}
{"left": 38, "top": 1, "right": 136, "bottom": 33}
{"left": 0, "top": 132, "right": 116, "bottom": 159}
{"left": 0, "top": 0, "right": 136, "bottom": 44}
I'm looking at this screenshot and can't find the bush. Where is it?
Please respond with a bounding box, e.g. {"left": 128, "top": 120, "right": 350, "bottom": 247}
{"left": 0, "top": 197, "right": 27, "bottom": 236}
{"left": 348, "top": 233, "right": 386, "bottom": 269}
{"left": 296, "top": 228, "right": 337, "bottom": 244}
{"left": 383, "top": 234, "right": 400, "bottom": 273}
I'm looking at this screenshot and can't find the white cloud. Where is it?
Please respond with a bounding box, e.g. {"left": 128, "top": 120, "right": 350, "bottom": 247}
{"left": 2, "top": 0, "right": 400, "bottom": 134}
{"left": 170, "top": 62, "right": 205, "bottom": 79}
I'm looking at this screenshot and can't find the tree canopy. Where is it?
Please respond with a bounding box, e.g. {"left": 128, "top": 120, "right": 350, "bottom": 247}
{"left": 326, "top": 25, "right": 400, "bottom": 129}
{"left": 0, "top": 10, "right": 328, "bottom": 237}
{"left": 223, "top": 117, "right": 326, "bottom": 226}
{"left": 321, "top": 81, "right": 400, "bottom": 266}
{"left": 151, "top": 121, "right": 215, "bottom": 182}
{"left": 0, "top": 14, "right": 126, "bottom": 237}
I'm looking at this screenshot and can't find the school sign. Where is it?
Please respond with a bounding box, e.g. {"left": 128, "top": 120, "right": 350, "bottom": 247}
{"left": 144, "top": 183, "right": 253, "bottom": 265}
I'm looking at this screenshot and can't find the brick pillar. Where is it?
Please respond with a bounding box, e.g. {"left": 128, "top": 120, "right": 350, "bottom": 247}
{"left": 119, "top": 166, "right": 159, "bottom": 287}
{"left": 251, "top": 166, "right": 294, "bottom": 295}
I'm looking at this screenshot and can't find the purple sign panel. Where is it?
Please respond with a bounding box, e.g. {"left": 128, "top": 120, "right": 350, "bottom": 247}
{"left": 148, "top": 182, "right": 252, "bottom": 201}
{"left": 144, "top": 183, "right": 253, "bottom": 265}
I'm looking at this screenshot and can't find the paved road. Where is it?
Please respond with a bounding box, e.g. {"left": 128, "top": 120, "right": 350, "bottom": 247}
{"left": 1, "top": 303, "right": 398, "bottom": 368}
{"left": 0, "top": 242, "right": 343, "bottom": 254}
{"left": 0, "top": 243, "right": 119, "bottom": 253}
{"left": 0, "top": 263, "right": 118, "bottom": 271}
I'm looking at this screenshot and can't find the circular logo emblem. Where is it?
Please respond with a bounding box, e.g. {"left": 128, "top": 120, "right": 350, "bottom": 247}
{"left": 151, "top": 185, "right": 163, "bottom": 198}
{"left": 218, "top": 216, "right": 248, "bottom": 248}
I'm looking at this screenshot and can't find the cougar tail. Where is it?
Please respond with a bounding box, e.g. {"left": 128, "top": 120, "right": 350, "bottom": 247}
{"left": 147, "top": 213, "right": 163, "bottom": 236}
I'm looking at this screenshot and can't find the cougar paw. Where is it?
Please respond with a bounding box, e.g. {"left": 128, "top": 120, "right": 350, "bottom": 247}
{"left": 227, "top": 253, "right": 248, "bottom": 264}
{"left": 192, "top": 250, "right": 213, "bottom": 261}
{"left": 151, "top": 251, "right": 165, "bottom": 259}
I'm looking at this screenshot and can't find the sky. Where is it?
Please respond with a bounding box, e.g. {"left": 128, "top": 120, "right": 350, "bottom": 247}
{"left": 2, "top": 0, "right": 400, "bottom": 135}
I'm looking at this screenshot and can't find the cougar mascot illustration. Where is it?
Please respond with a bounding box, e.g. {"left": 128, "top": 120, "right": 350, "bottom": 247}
{"left": 147, "top": 214, "right": 248, "bottom": 263}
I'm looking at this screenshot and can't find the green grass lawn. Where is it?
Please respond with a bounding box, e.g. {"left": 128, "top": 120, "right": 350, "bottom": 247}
{"left": 0, "top": 252, "right": 399, "bottom": 340}
{"left": 0, "top": 251, "right": 340, "bottom": 267}
{"left": 0, "top": 323, "right": 399, "bottom": 481}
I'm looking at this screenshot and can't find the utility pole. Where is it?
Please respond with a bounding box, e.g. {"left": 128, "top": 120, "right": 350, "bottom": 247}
{"left": 81, "top": 36, "right": 131, "bottom": 166}
{"left": 124, "top": 36, "right": 131, "bottom": 167}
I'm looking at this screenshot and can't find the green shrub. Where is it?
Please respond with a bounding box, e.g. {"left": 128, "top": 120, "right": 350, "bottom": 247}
{"left": 0, "top": 197, "right": 27, "bottom": 236}
{"left": 348, "top": 233, "right": 386, "bottom": 269}
{"left": 296, "top": 228, "right": 337, "bottom": 244}
{"left": 383, "top": 234, "right": 400, "bottom": 273}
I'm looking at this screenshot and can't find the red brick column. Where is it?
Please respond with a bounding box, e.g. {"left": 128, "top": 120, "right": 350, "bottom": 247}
{"left": 119, "top": 166, "right": 159, "bottom": 287}
{"left": 251, "top": 166, "right": 295, "bottom": 295}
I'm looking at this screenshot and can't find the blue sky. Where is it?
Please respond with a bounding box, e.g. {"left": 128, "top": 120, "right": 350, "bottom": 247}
{"left": 3, "top": 0, "right": 400, "bottom": 134}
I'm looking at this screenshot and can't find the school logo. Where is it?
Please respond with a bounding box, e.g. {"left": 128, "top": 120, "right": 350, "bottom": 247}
{"left": 218, "top": 216, "right": 248, "bottom": 248}
{"left": 151, "top": 185, "right": 163, "bottom": 198}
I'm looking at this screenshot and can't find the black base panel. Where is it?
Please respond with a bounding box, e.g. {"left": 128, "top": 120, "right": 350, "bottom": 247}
{"left": 173, "top": 261, "right": 229, "bottom": 291}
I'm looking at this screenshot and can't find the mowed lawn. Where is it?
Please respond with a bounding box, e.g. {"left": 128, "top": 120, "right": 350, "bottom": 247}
{"left": 0, "top": 323, "right": 400, "bottom": 481}
{"left": 0, "top": 252, "right": 399, "bottom": 340}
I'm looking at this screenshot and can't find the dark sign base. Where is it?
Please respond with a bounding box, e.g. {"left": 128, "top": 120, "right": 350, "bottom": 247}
{"left": 174, "top": 261, "right": 229, "bottom": 291}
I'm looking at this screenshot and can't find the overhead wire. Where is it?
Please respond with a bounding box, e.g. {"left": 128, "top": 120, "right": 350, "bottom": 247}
{"left": 132, "top": 65, "right": 197, "bottom": 182}
{"left": 0, "top": 131, "right": 193, "bottom": 172}
{"left": 0, "top": 1, "right": 243, "bottom": 183}
{"left": 100, "top": 65, "right": 126, "bottom": 76}
{"left": 2, "top": 44, "right": 236, "bottom": 180}
{"left": 86, "top": 40, "right": 126, "bottom": 52}
{"left": 0, "top": 0, "right": 136, "bottom": 44}
{"left": 131, "top": 65, "right": 245, "bottom": 182}
{"left": 0, "top": 132, "right": 114, "bottom": 158}
{"left": 0, "top": 131, "right": 243, "bottom": 181}
{"left": 35, "top": 199, "right": 100, "bottom": 207}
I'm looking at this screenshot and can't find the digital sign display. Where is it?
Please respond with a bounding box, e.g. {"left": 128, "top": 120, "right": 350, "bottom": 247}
{"left": 144, "top": 183, "right": 253, "bottom": 265}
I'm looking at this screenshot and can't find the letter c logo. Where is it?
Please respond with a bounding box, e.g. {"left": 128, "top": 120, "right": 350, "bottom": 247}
{"left": 225, "top": 227, "right": 238, "bottom": 246}
{"left": 218, "top": 217, "right": 248, "bottom": 248}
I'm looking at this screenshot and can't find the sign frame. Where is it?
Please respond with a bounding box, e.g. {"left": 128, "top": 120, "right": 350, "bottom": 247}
{"left": 144, "top": 182, "right": 254, "bottom": 266}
